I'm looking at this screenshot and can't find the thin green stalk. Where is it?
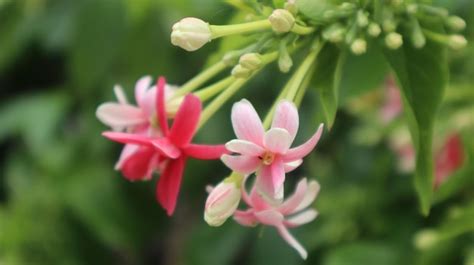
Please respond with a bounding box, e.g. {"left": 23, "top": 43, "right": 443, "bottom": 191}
{"left": 292, "top": 24, "right": 316, "bottom": 35}
{"left": 210, "top": 20, "right": 272, "bottom": 39}
{"left": 294, "top": 64, "right": 315, "bottom": 107}
{"left": 172, "top": 61, "right": 228, "bottom": 99}
{"left": 194, "top": 76, "right": 235, "bottom": 102}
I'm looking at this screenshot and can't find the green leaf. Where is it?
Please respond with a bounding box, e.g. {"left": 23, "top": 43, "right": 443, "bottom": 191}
{"left": 324, "top": 242, "right": 401, "bottom": 265}
{"left": 295, "top": 0, "right": 335, "bottom": 21}
{"left": 311, "top": 43, "right": 345, "bottom": 129}
{"left": 383, "top": 23, "right": 448, "bottom": 215}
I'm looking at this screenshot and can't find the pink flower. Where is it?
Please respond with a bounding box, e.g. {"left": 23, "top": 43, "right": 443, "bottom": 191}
{"left": 96, "top": 76, "right": 178, "bottom": 180}
{"left": 434, "top": 134, "right": 464, "bottom": 189}
{"left": 234, "top": 176, "right": 320, "bottom": 259}
{"left": 221, "top": 99, "right": 323, "bottom": 200}
{"left": 102, "top": 77, "right": 227, "bottom": 215}
{"left": 380, "top": 76, "right": 403, "bottom": 123}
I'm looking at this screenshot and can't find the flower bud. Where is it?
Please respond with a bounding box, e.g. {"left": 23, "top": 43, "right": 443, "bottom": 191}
{"left": 383, "top": 20, "right": 397, "bottom": 32}
{"left": 204, "top": 181, "right": 241, "bottom": 227}
{"left": 385, "top": 32, "right": 403, "bottom": 50}
{"left": 284, "top": 0, "right": 298, "bottom": 15}
{"left": 367, "top": 23, "right": 381, "bottom": 37}
{"left": 414, "top": 230, "right": 438, "bottom": 250}
{"left": 232, "top": 65, "right": 252, "bottom": 79}
{"left": 406, "top": 4, "right": 418, "bottom": 14}
{"left": 357, "top": 11, "right": 369, "bottom": 27}
{"left": 446, "top": 16, "right": 466, "bottom": 32}
{"left": 448, "top": 35, "right": 467, "bottom": 50}
{"left": 269, "top": 9, "right": 295, "bottom": 33}
{"left": 239, "top": 53, "right": 263, "bottom": 70}
{"left": 171, "top": 17, "right": 212, "bottom": 52}
{"left": 351, "top": 39, "right": 367, "bottom": 55}
{"left": 278, "top": 48, "right": 293, "bottom": 73}
{"left": 322, "top": 23, "right": 346, "bottom": 43}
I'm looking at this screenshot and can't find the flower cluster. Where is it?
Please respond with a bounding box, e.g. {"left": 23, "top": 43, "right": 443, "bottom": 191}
{"left": 96, "top": 0, "right": 468, "bottom": 260}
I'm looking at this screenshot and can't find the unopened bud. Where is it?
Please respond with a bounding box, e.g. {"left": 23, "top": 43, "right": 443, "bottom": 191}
{"left": 406, "top": 4, "right": 418, "bottom": 14}
{"left": 284, "top": 0, "right": 298, "bottom": 15}
{"left": 414, "top": 230, "right": 439, "bottom": 250}
{"left": 171, "top": 17, "right": 211, "bottom": 51}
{"left": 448, "top": 35, "right": 467, "bottom": 50}
{"left": 385, "top": 32, "right": 403, "bottom": 49}
{"left": 239, "top": 53, "right": 263, "bottom": 70}
{"left": 351, "top": 39, "right": 367, "bottom": 55}
{"left": 232, "top": 65, "right": 252, "bottom": 78}
{"left": 383, "top": 20, "right": 397, "bottom": 32}
{"left": 204, "top": 180, "right": 241, "bottom": 227}
{"left": 269, "top": 9, "right": 295, "bottom": 33}
{"left": 367, "top": 23, "right": 381, "bottom": 37}
{"left": 322, "top": 23, "right": 346, "bottom": 43}
{"left": 446, "top": 16, "right": 466, "bottom": 32}
{"left": 357, "top": 11, "right": 369, "bottom": 27}
{"left": 278, "top": 49, "right": 293, "bottom": 73}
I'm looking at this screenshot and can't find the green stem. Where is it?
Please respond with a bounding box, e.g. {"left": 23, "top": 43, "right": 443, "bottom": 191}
{"left": 194, "top": 76, "right": 235, "bottom": 102}
{"left": 422, "top": 29, "right": 448, "bottom": 43}
{"left": 198, "top": 77, "right": 248, "bottom": 129}
{"left": 292, "top": 24, "right": 315, "bottom": 35}
{"left": 172, "top": 61, "right": 228, "bottom": 99}
{"left": 210, "top": 20, "right": 272, "bottom": 39}
{"left": 294, "top": 64, "right": 315, "bottom": 107}
{"left": 285, "top": 41, "right": 322, "bottom": 101}
{"left": 262, "top": 75, "right": 295, "bottom": 129}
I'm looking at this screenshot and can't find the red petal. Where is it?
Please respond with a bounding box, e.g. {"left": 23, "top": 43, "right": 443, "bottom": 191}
{"left": 121, "top": 146, "right": 156, "bottom": 181}
{"left": 156, "top": 77, "right": 169, "bottom": 135}
{"left": 103, "top": 131, "right": 153, "bottom": 146}
{"left": 156, "top": 156, "right": 186, "bottom": 216}
{"left": 151, "top": 138, "right": 181, "bottom": 159}
{"left": 183, "top": 144, "right": 228, "bottom": 160}
{"left": 168, "top": 94, "right": 201, "bottom": 147}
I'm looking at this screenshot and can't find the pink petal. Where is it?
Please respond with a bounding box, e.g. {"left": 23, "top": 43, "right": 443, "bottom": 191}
{"left": 135, "top": 76, "right": 152, "bottom": 107}
{"left": 256, "top": 160, "right": 285, "bottom": 201}
{"left": 221, "top": 155, "right": 261, "bottom": 174}
{"left": 102, "top": 131, "right": 153, "bottom": 146}
{"left": 113, "top": 85, "right": 128, "bottom": 104}
{"left": 156, "top": 156, "right": 186, "bottom": 216}
{"left": 276, "top": 224, "right": 308, "bottom": 259}
{"left": 249, "top": 188, "right": 273, "bottom": 211}
{"left": 284, "top": 159, "right": 303, "bottom": 173}
{"left": 254, "top": 209, "right": 284, "bottom": 226}
{"left": 240, "top": 175, "right": 253, "bottom": 206}
{"left": 151, "top": 138, "right": 181, "bottom": 159}
{"left": 225, "top": 139, "right": 265, "bottom": 156}
{"left": 183, "top": 144, "right": 228, "bottom": 160}
{"left": 283, "top": 124, "right": 324, "bottom": 162}
{"left": 156, "top": 77, "right": 169, "bottom": 135}
{"left": 294, "top": 180, "right": 320, "bottom": 213}
{"left": 278, "top": 178, "right": 308, "bottom": 215}
{"left": 234, "top": 210, "right": 258, "bottom": 227}
{"left": 96, "top": 103, "right": 146, "bottom": 128}
{"left": 284, "top": 209, "right": 318, "bottom": 227}
{"left": 264, "top": 128, "right": 292, "bottom": 154}
{"left": 272, "top": 100, "right": 299, "bottom": 143}
{"left": 168, "top": 94, "right": 202, "bottom": 147}
{"left": 120, "top": 146, "right": 156, "bottom": 181}
{"left": 231, "top": 99, "right": 265, "bottom": 145}
{"left": 115, "top": 144, "right": 140, "bottom": 170}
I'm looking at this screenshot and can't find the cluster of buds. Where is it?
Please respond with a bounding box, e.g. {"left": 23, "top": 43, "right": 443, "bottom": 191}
{"left": 97, "top": 0, "right": 468, "bottom": 260}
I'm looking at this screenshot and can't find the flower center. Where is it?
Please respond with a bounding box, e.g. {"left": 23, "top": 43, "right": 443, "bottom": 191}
{"left": 261, "top": 151, "right": 275, "bottom": 165}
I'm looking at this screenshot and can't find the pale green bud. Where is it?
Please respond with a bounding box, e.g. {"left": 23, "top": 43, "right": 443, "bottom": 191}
{"left": 446, "top": 16, "right": 466, "bottom": 32}
{"left": 385, "top": 32, "right": 403, "bottom": 49}
{"left": 239, "top": 53, "right": 263, "bottom": 70}
{"left": 357, "top": 11, "right": 369, "bottom": 27}
{"left": 414, "top": 230, "right": 438, "bottom": 250}
{"left": 269, "top": 9, "right": 295, "bottom": 33}
{"left": 367, "top": 23, "right": 381, "bottom": 37}
{"left": 278, "top": 51, "right": 293, "bottom": 73}
{"left": 171, "top": 17, "right": 211, "bottom": 51}
{"left": 284, "top": 0, "right": 298, "bottom": 15}
{"left": 351, "top": 39, "right": 367, "bottom": 55}
{"left": 448, "top": 35, "right": 467, "bottom": 50}
{"left": 231, "top": 65, "right": 252, "bottom": 78}
{"left": 383, "top": 20, "right": 397, "bottom": 32}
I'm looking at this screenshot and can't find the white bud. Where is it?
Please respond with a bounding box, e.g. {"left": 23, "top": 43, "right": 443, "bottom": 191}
{"left": 171, "top": 17, "right": 211, "bottom": 52}
{"left": 204, "top": 181, "right": 241, "bottom": 227}
{"left": 357, "top": 11, "right": 369, "bottom": 27}
{"left": 385, "top": 32, "right": 403, "bottom": 50}
{"left": 446, "top": 16, "right": 466, "bottom": 32}
{"left": 239, "top": 53, "right": 263, "bottom": 70}
{"left": 269, "top": 9, "right": 295, "bottom": 33}
{"left": 414, "top": 230, "right": 438, "bottom": 250}
{"left": 367, "top": 23, "right": 381, "bottom": 37}
{"left": 406, "top": 4, "right": 418, "bottom": 14}
{"left": 448, "top": 35, "right": 467, "bottom": 50}
{"left": 351, "top": 39, "right": 367, "bottom": 55}
{"left": 284, "top": 0, "right": 298, "bottom": 15}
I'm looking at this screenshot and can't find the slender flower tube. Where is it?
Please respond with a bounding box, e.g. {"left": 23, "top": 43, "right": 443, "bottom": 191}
{"left": 234, "top": 176, "right": 320, "bottom": 259}
{"left": 222, "top": 99, "right": 324, "bottom": 200}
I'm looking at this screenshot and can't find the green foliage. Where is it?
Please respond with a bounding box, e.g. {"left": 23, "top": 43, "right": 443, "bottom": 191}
{"left": 383, "top": 22, "right": 449, "bottom": 215}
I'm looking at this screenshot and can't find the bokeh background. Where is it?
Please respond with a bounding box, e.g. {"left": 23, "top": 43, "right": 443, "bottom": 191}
{"left": 0, "top": 0, "right": 473, "bottom": 264}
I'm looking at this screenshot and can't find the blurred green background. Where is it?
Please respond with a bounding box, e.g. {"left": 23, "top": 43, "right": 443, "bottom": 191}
{"left": 0, "top": 0, "right": 473, "bottom": 264}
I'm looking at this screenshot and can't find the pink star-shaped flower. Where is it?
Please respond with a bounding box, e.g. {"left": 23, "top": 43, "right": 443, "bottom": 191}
{"left": 102, "top": 77, "right": 227, "bottom": 215}
{"left": 234, "top": 176, "right": 320, "bottom": 259}
{"left": 221, "top": 99, "right": 323, "bottom": 200}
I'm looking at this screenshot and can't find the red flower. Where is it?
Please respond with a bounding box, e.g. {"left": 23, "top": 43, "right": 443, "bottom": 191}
{"left": 434, "top": 134, "right": 464, "bottom": 189}
{"left": 103, "top": 77, "right": 227, "bottom": 215}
